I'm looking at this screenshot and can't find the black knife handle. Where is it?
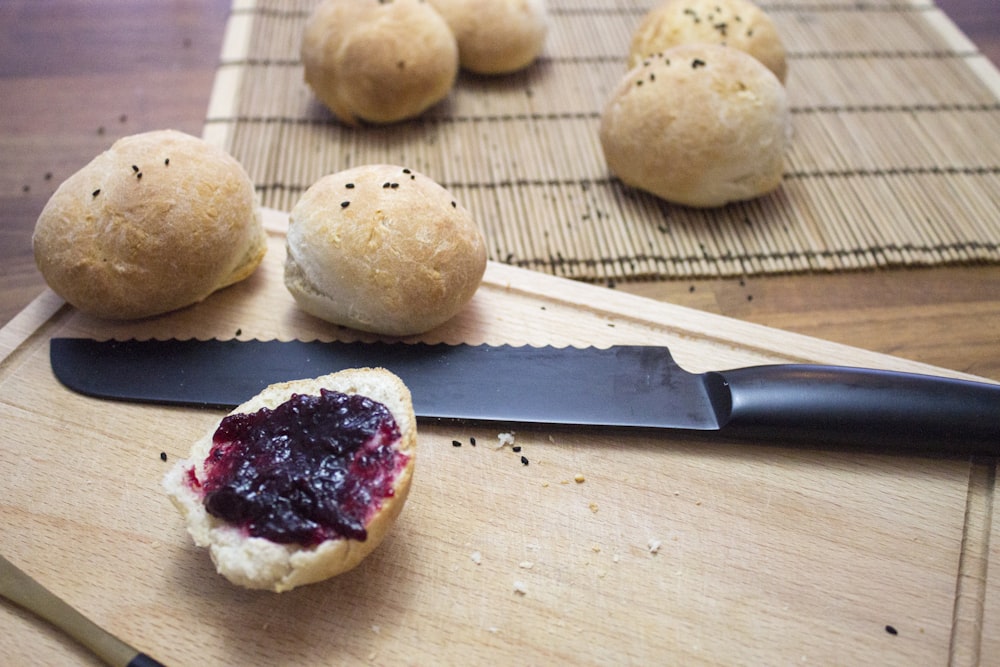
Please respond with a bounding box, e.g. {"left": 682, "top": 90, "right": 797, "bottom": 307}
{"left": 716, "top": 365, "right": 1000, "bottom": 454}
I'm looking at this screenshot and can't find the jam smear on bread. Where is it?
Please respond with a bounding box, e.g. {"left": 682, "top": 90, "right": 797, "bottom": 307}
{"left": 188, "top": 389, "right": 407, "bottom": 547}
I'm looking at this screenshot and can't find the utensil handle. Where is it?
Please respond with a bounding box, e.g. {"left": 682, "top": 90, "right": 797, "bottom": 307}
{"left": 717, "top": 364, "right": 1000, "bottom": 453}
{"left": 0, "top": 555, "right": 163, "bottom": 667}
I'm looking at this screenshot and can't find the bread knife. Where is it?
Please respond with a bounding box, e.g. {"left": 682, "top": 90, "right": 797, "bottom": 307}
{"left": 50, "top": 337, "right": 1000, "bottom": 454}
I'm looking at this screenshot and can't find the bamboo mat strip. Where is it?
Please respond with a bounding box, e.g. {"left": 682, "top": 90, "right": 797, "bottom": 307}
{"left": 202, "top": 0, "right": 1000, "bottom": 281}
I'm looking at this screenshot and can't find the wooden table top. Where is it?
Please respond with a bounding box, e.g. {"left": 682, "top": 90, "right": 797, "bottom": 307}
{"left": 2, "top": 0, "right": 999, "bottom": 382}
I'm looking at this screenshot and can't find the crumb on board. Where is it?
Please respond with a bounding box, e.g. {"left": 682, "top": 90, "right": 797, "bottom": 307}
{"left": 574, "top": 474, "right": 585, "bottom": 483}
{"left": 513, "top": 580, "right": 527, "bottom": 595}
{"left": 519, "top": 561, "right": 534, "bottom": 569}
{"left": 497, "top": 432, "right": 516, "bottom": 449}
{"left": 589, "top": 502, "right": 599, "bottom": 513}
{"left": 648, "top": 539, "right": 662, "bottom": 554}
{"left": 470, "top": 551, "right": 482, "bottom": 565}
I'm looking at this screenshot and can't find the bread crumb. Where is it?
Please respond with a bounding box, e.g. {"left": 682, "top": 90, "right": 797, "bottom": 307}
{"left": 371, "top": 625, "right": 380, "bottom": 634}
{"left": 470, "top": 551, "right": 482, "bottom": 565}
{"left": 589, "top": 502, "right": 599, "bottom": 513}
{"left": 591, "top": 544, "right": 601, "bottom": 553}
{"left": 613, "top": 553, "right": 621, "bottom": 563}
{"left": 519, "top": 561, "right": 534, "bottom": 569}
{"left": 513, "top": 580, "right": 527, "bottom": 595}
{"left": 496, "top": 432, "right": 516, "bottom": 449}
{"left": 574, "top": 474, "right": 585, "bottom": 483}
{"left": 648, "top": 539, "right": 662, "bottom": 554}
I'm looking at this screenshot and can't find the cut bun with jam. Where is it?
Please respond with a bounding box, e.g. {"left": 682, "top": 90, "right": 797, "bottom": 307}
{"left": 164, "top": 368, "right": 417, "bottom": 592}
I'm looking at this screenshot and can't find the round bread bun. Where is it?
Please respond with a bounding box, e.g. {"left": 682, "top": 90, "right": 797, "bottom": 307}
{"left": 427, "top": 0, "right": 548, "bottom": 74}
{"left": 599, "top": 43, "right": 790, "bottom": 208}
{"left": 301, "top": 0, "right": 459, "bottom": 125}
{"left": 284, "top": 165, "right": 487, "bottom": 336}
{"left": 32, "top": 130, "right": 265, "bottom": 320}
{"left": 163, "top": 367, "right": 417, "bottom": 592}
{"left": 628, "top": 0, "right": 787, "bottom": 84}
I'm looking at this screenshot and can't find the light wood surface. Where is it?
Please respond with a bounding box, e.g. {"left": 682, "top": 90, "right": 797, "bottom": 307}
{"left": 0, "top": 208, "right": 996, "bottom": 665}
{"left": 1, "top": 0, "right": 999, "bottom": 382}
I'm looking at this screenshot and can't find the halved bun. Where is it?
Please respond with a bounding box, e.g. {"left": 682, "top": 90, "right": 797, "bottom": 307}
{"left": 32, "top": 130, "right": 266, "bottom": 320}
{"left": 164, "top": 368, "right": 417, "bottom": 592}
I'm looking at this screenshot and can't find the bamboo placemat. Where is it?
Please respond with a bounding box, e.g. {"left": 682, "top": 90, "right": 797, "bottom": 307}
{"left": 203, "top": 0, "right": 1000, "bottom": 281}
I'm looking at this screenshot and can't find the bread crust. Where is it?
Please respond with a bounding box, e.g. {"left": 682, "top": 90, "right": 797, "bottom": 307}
{"left": 301, "top": 0, "right": 458, "bottom": 124}
{"left": 32, "top": 130, "right": 266, "bottom": 319}
{"left": 164, "top": 368, "right": 417, "bottom": 592}
{"left": 427, "top": 0, "right": 548, "bottom": 74}
{"left": 284, "top": 165, "right": 487, "bottom": 336}
{"left": 629, "top": 0, "right": 787, "bottom": 83}
{"left": 600, "top": 43, "right": 790, "bottom": 208}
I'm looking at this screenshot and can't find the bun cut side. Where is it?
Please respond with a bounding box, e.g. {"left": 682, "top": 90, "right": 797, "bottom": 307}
{"left": 164, "top": 368, "right": 417, "bottom": 592}
{"left": 32, "top": 130, "right": 265, "bottom": 320}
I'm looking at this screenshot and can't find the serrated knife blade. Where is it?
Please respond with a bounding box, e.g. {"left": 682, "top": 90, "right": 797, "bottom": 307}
{"left": 50, "top": 337, "right": 1000, "bottom": 453}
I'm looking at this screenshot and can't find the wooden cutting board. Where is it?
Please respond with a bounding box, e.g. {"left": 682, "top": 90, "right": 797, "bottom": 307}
{"left": 0, "top": 208, "right": 994, "bottom": 666}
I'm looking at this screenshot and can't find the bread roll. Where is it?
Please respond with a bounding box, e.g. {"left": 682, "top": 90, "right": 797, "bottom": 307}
{"left": 600, "top": 43, "right": 790, "bottom": 208}
{"left": 301, "top": 0, "right": 458, "bottom": 125}
{"left": 164, "top": 368, "right": 417, "bottom": 592}
{"left": 284, "top": 165, "right": 487, "bottom": 336}
{"left": 427, "top": 0, "right": 548, "bottom": 74}
{"left": 629, "top": 0, "right": 787, "bottom": 83}
{"left": 31, "top": 130, "right": 265, "bottom": 320}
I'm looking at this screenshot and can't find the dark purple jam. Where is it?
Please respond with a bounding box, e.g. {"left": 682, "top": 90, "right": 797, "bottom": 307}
{"left": 190, "top": 389, "right": 407, "bottom": 547}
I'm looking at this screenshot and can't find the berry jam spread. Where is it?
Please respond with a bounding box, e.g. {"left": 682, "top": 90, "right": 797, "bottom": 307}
{"left": 189, "top": 389, "right": 407, "bottom": 547}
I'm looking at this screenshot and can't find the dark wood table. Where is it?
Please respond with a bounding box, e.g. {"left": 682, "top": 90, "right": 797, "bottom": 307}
{"left": 2, "top": 0, "right": 999, "bottom": 380}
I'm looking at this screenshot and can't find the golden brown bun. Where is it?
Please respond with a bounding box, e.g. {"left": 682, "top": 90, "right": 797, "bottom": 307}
{"left": 301, "top": 0, "right": 458, "bottom": 125}
{"left": 629, "top": 0, "right": 787, "bottom": 84}
{"left": 284, "top": 165, "right": 487, "bottom": 336}
{"left": 163, "top": 368, "right": 417, "bottom": 592}
{"left": 427, "top": 0, "right": 548, "bottom": 74}
{"left": 600, "top": 44, "right": 790, "bottom": 208}
{"left": 32, "top": 130, "right": 265, "bottom": 320}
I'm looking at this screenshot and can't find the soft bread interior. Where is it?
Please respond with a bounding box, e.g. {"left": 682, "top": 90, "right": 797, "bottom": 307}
{"left": 164, "top": 367, "right": 416, "bottom": 592}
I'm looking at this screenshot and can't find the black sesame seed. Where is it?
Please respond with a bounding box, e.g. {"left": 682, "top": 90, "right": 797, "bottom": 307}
{"left": 44, "top": 172, "right": 52, "bottom": 180}
{"left": 132, "top": 165, "right": 139, "bottom": 173}
{"left": 470, "top": 437, "right": 477, "bottom": 446}
{"left": 92, "top": 189, "right": 101, "bottom": 197}
{"left": 402, "top": 168, "right": 411, "bottom": 174}
{"left": 512, "top": 446, "right": 522, "bottom": 453}
{"left": 136, "top": 172, "right": 142, "bottom": 180}
{"left": 692, "top": 59, "right": 706, "bottom": 69}
{"left": 520, "top": 456, "right": 529, "bottom": 466}
{"left": 164, "top": 158, "right": 170, "bottom": 166}
{"left": 235, "top": 328, "right": 242, "bottom": 336}
{"left": 451, "top": 201, "right": 457, "bottom": 208}
{"left": 390, "top": 183, "right": 399, "bottom": 189}
{"left": 885, "top": 625, "right": 898, "bottom": 636}
{"left": 452, "top": 440, "right": 462, "bottom": 447}
{"left": 160, "top": 452, "right": 168, "bottom": 462}
{"left": 346, "top": 183, "right": 355, "bottom": 189}
{"left": 341, "top": 201, "right": 350, "bottom": 208}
